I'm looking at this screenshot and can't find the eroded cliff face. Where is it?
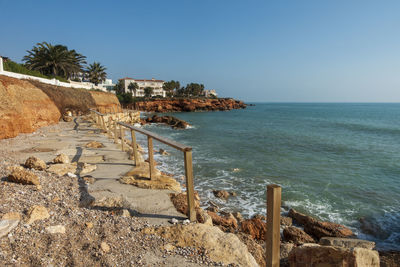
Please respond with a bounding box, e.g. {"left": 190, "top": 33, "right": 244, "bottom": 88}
{"left": 0, "top": 75, "right": 61, "bottom": 139}
{"left": 0, "top": 75, "right": 121, "bottom": 139}
{"left": 89, "top": 91, "right": 121, "bottom": 113}
{"left": 134, "top": 98, "right": 246, "bottom": 112}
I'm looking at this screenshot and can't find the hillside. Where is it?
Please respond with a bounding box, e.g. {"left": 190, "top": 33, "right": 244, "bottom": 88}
{"left": 0, "top": 75, "right": 121, "bottom": 139}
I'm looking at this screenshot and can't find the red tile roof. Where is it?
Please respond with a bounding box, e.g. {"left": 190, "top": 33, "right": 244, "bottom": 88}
{"left": 119, "top": 77, "right": 164, "bottom": 82}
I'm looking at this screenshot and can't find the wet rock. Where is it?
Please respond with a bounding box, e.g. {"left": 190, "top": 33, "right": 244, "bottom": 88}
{"left": 145, "top": 115, "right": 190, "bottom": 129}
{"left": 143, "top": 223, "right": 258, "bottom": 266}
{"left": 53, "top": 153, "right": 70, "bottom": 164}
{"left": 304, "top": 220, "right": 354, "bottom": 240}
{"left": 240, "top": 218, "right": 267, "bottom": 240}
{"left": 159, "top": 149, "right": 170, "bottom": 156}
{"left": 288, "top": 243, "right": 380, "bottom": 267}
{"left": 7, "top": 167, "right": 40, "bottom": 186}
{"left": 85, "top": 141, "right": 104, "bottom": 148}
{"left": 289, "top": 209, "right": 354, "bottom": 240}
{"left": 281, "top": 216, "right": 293, "bottom": 227}
{"left": 319, "top": 237, "right": 375, "bottom": 250}
{"left": 46, "top": 225, "right": 66, "bottom": 234}
{"left": 27, "top": 205, "right": 50, "bottom": 224}
{"left": 232, "top": 211, "right": 243, "bottom": 223}
{"left": 283, "top": 226, "right": 316, "bottom": 244}
{"left": 24, "top": 156, "right": 47, "bottom": 170}
{"left": 207, "top": 211, "right": 238, "bottom": 232}
{"left": 212, "top": 190, "right": 230, "bottom": 200}
{"left": 206, "top": 206, "right": 219, "bottom": 213}
{"left": 252, "top": 214, "right": 266, "bottom": 221}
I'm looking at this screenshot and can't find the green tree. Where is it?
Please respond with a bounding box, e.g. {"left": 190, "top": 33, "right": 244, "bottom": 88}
{"left": 185, "top": 83, "right": 204, "bottom": 96}
{"left": 23, "top": 42, "right": 86, "bottom": 79}
{"left": 144, "top": 87, "right": 153, "bottom": 98}
{"left": 86, "top": 62, "right": 107, "bottom": 85}
{"left": 128, "top": 82, "right": 139, "bottom": 97}
{"left": 114, "top": 79, "right": 125, "bottom": 94}
{"left": 163, "top": 80, "right": 180, "bottom": 97}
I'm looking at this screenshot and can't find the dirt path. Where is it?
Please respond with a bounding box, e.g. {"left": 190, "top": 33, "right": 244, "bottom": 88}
{"left": 0, "top": 117, "right": 216, "bottom": 266}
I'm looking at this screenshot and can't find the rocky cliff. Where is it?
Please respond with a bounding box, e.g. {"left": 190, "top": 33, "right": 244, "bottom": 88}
{"left": 0, "top": 75, "right": 121, "bottom": 139}
{"left": 0, "top": 76, "right": 60, "bottom": 139}
{"left": 133, "top": 98, "right": 246, "bottom": 112}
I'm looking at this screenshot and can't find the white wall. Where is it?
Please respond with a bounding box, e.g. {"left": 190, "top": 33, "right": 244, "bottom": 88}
{"left": 0, "top": 57, "right": 107, "bottom": 91}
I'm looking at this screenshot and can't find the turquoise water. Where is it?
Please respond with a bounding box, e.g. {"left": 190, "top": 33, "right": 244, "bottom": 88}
{"left": 133, "top": 103, "right": 400, "bottom": 250}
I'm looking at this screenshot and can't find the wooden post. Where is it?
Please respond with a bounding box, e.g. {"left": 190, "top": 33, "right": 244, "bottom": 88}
{"left": 184, "top": 150, "right": 196, "bottom": 222}
{"left": 147, "top": 136, "right": 155, "bottom": 180}
{"left": 266, "top": 184, "right": 281, "bottom": 267}
{"left": 120, "top": 125, "right": 124, "bottom": 151}
{"left": 114, "top": 122, "right": 118, "bottom": 143}
{"left": 131, "top": 130, "right": 139, "bottom": 166}
{"left": 101, "top": 115, "right": 106, "bottom": 131}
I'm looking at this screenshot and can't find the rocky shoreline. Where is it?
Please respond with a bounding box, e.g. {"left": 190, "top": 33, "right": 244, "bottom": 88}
{"left": 130, "top": 98, "right": 247, "bottom": 112}
{"left": 0, "top": 115, "right": 399, "bottom": 266}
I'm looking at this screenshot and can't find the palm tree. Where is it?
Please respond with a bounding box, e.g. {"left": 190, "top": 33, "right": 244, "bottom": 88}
{"left": 86, "top": 62, "right": 107, "bottom": 85}
{"left": 128, "top": 82, "right": 139, "bottom": 97}
{"left": 144, "top": 87, "right": 153, "bottom": 98}
{"left": 23, "top": 42, "right": 86, "bottom": 78}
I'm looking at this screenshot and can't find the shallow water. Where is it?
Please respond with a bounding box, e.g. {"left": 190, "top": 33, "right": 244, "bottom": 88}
{"left": 131, "top": 103, "right": 400, "bottom": 250}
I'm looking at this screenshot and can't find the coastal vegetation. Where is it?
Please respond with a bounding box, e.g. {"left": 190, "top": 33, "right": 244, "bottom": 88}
{"left": 22, "top": 42, "right": 86, "bottom": 79}
{"left": 86, "top": 62, "right": 107, "bottom": 85}
{"left": 3, "top": 42, "right": 108, "bottom": 84}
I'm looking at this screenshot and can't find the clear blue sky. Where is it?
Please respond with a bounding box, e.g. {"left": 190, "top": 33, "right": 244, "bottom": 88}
{"left": 1, "top": 0, "right": 400, "bottom": 102}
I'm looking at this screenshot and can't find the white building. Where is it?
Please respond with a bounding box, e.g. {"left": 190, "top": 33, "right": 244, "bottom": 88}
{"left": 203, "top": 89, "right": 218, "bottom": 98}
{"left": 98, "top": 79, "right": 115, "bottom": 92}
{"left": 120, "top": 77, "right": 165, "bottom": 97}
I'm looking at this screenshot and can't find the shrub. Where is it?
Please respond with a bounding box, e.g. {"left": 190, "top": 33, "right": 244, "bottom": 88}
{"left": 4, "top": 60, "right": 70, "bottom": 83}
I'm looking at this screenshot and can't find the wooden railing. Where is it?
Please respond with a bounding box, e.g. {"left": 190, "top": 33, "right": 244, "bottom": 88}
{"left": 90, "top": 109, "right": 283, "bottom": 264}
{"left": 89, "top": 109, "right": 196, "bottom": 222}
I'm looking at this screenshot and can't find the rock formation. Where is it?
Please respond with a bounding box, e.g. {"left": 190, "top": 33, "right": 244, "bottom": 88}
{"left": 134, "top": 98, "right": 246, "bottom": 112}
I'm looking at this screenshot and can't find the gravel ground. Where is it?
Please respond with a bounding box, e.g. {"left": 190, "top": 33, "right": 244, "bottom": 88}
{"left": 0, "top": 122, "right": 222, "bottom": 266}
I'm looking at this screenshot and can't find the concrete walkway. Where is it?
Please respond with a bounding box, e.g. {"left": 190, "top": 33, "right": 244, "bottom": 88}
{"left": 14, "top": 117, "right": 186, "bottom": 225}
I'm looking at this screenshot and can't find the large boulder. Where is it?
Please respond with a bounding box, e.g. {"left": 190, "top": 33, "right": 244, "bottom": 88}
{"left": 304, "top": 220, "right": 354, "bottom": 240}
{"left": 143, "top": 224, "right": 258, "bottom": 267}
{"left": 236, "top": 232, "right": 266, "bottom": 267}
{"left": 7, "top": 166, "right": 40, "bottom": 186}
{"left": 288, "top": 243, "right": 380, "bottom": 267}
{"left": 53, "top": 153, "right": 70, "bottom": 164}
{"left": 207, "top": 211, "right": 238, "bottom": 232}
{"left": 240, "top": 217, "right": 267, "bottom": 240}
{"left": 319, "top": 237, "right": 375, "bottom": 250}
{"left": 283, "top": 226, "right": 316, "bottom": 245}
{"left": 288, "top": 209, "right": 354, "bottom": 240}
{"left": 24, "top": 156, "right": 47, "bottom": 170}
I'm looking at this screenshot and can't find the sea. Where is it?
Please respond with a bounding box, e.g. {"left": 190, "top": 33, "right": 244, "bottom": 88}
{"left": 131, "top": 103, "right": 400, "bottom": 250}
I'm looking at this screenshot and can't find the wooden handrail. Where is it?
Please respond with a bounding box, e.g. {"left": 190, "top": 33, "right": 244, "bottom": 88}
{"left": 89, "top": 109, "right": 196, "bottom": 222}
{"left": 117, "top": 122, "right": 192, "bottom": 152}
